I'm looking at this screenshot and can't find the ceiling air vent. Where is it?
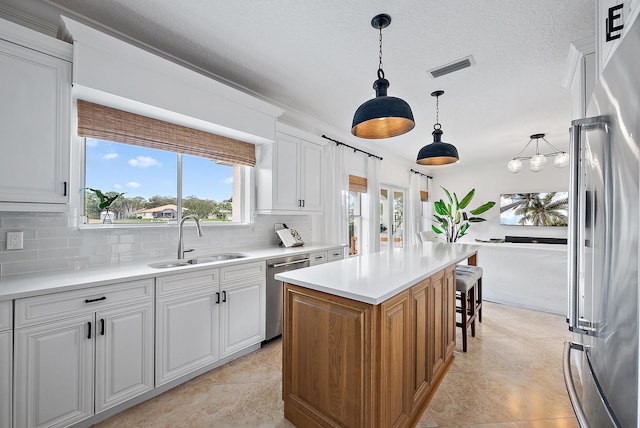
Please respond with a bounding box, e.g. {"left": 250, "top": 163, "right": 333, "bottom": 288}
{"left": 428, "top": 55, "right": 475, "bottom": 79}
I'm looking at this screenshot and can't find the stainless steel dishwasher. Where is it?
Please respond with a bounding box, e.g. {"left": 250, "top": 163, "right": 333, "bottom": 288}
{"left": 265, "top": 254, "right": 310, "bottom": 342}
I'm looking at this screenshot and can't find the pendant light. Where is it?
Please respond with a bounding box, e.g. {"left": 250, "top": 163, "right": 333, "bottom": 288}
{"left": 507, "top": 133, "right": 569, "bottom": 173}
{"left": 351, "top": 14, "right": 415, "bottom": 139}
{"left": 416, "top": 90, "right": 459, "bottom": 165}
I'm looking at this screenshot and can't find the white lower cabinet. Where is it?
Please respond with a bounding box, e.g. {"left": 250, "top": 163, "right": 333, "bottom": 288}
{"left": 156, "top": 261, "right": 265, "bottom": 386}
{"left": 13, "top": 280, "right": 154, "bottom": 428}
{"left": 1, "top": 300, "right": 13, "bottom": 428}
{"left": 156, "top": 270, "right": 220, "bottom": 386}
{"left": 220, "top": 277, "right": 264, "bottom": 357}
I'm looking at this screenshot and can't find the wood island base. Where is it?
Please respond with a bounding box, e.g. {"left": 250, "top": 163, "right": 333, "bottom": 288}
{"left": 282, "top": 263, "right": 457, "bottom": 428}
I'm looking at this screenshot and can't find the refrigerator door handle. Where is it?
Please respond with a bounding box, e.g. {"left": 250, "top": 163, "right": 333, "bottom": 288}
{"left": 568, "top": 117, "right": 608, "bottom": 335}
{"left": 563, "top": 341, "right": 622, "bottom": 428}
{"left": 563, "top": 341, "right": 589, "bottom": 428}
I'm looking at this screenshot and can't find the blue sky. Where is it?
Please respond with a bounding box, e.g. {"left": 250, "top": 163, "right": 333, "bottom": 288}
{"left": 85, "top": 139, "right": 233, "bottom": 201}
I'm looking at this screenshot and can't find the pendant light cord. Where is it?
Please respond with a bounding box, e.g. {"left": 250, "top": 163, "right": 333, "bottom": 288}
{"left": 378, "top": 27, "right": 384, "bottom": 73}
{"left": 434, "top": 94, "right": 441, "bottom": 130}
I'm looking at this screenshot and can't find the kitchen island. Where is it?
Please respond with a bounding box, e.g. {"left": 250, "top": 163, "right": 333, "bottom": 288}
{"left": 275, "top": 242, "right": 479, "bottom": 428}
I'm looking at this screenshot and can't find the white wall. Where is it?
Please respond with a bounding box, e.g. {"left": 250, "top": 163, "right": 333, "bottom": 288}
{"left": 431, "top": 158, "right": 570, "bottom": 243}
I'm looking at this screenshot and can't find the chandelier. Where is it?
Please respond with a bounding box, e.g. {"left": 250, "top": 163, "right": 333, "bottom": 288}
{"left": 507, "top": 133, "right": 569, "bottom": 173}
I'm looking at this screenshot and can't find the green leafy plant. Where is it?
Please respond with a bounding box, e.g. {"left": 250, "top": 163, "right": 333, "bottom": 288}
{"left": 87, "top": 188, "right": 126, "bottom": 223}
{"left": 432, "top": 187, "right": 495, "bottom": 242}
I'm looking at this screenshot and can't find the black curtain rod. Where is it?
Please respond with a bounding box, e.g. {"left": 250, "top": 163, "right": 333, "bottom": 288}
{"left": 321, "top": 135, "right": 383, "bottom": 161}
{"left": 410, "top": 169, "right": 433, "bottom": 179}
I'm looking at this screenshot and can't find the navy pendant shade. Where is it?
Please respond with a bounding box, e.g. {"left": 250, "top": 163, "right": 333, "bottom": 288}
{"left": 416, "top": 90, "right": 459, "bottom": 165}
{"left": 351, "top": 14, "right": 415, "bottom": 139}
{"left": 416, "top": 128, "right": 459, "bottom": 165}
{"left": 351, "top": 73, "right": 415, "bottom": 139}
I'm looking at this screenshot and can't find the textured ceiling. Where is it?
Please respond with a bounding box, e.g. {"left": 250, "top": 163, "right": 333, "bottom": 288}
{"left": 23, "top": 0, "right": 595, "bottom": 169}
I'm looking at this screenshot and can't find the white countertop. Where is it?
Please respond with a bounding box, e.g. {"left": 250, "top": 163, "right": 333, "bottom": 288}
{"left": 0, "top": 243, "right": 344, "bottom": 301}
{"left": 275, "top": 242, "right": 479, "bottom": 304}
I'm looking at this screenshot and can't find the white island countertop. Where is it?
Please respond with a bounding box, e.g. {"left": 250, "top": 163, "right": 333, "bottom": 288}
{"left": 276, "top": 242, "right": 479, "bottom": 305}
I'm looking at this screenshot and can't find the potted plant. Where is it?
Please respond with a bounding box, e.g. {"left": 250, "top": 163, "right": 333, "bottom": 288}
{"left": 87, "top": 188, "right": 126, "bottom": 224}
{"left": 432, "top": 187, "right": 495, "bottom": 242}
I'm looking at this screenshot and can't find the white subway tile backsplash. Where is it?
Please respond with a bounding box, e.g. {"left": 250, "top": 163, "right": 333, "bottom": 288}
{"left": 0, "top": 212, "right": 312, "bottom": 276}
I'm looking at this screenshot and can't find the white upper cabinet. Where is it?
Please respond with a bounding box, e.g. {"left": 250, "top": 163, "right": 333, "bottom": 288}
{"left": 0, "top": 18, "right": 71, "bottom": 210}
{"left": 563, "top": 36, "right": 596, "bottom": 120}
{"left": 597, "top": 0, "right": 640, "bottom": 75}
{"left": 256, "top": 126, "right": 324, "bottom": 214}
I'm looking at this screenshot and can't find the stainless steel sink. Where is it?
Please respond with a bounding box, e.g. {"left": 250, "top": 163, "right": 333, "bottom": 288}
{"left": 148, "top": 253, "right": 248, "bottom": 269}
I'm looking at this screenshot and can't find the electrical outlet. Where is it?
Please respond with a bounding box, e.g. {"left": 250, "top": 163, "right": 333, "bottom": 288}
{"left": 7, "top": 231, "right": 23, "bottom": 250}
{"left": 274, "top": 223, "right": 285, "bottom": 232}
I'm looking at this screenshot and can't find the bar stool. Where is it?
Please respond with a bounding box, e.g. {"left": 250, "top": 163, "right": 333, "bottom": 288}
{"left": 455, "top": 270, "right": 478, "bottom": 352}
{"left": 456, "top": 265, "right": 483, "bottom": 322}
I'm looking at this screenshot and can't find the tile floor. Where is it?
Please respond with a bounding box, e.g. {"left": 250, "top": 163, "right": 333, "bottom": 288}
{"left": 95, "top": 301, "right": 577, "bottom": 428}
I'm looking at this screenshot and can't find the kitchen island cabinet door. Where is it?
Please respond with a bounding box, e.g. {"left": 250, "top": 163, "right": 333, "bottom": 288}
{"left": 379, "top": 290, "right": 412, "bottom": 428}
{"left": 156, "top": 291, "right": 220, "bottom": 386}
{"left": 14, "top": 314, "right": 94, "bottom": 428}
{"left": 220, "top": 277, "right": 265, "bottom": 358}
{"left": 411, "top": 278, "right": 432, "bottom": 407}
{"left": 0, "top": 36, "right": 71, "bottom": 208}
{"left": 444, "top": 266, "right": 457, "bottom": 358}
{"left": 95, "top": 302, "right": 154, "bottom": 413}
{"left": 429, "top": 269, "right": 447, "bottom": 380}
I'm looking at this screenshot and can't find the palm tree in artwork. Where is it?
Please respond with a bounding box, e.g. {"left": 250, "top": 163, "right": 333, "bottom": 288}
{"left": 500, "top": 193, "right": 536, "bottom": 213}
{"left": 515, "top": 192, "right": 568, "bottom": 226}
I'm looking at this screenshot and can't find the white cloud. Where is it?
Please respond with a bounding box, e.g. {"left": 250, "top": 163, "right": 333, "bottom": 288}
{"left": 86, "top": 139, "right": 99, "bottom": 147}
{"left": 103, "top": 153, "right": 119, "bottom": 160}
{"left": 128, "top": 156, "right": 161, "bottom": 168}
{"left": 114, "top": 184, "right": 122, "bottom": 189}
{"left": 222, "top": 176, "right": 233, "bottom": 184}
{"left": 127, "top": 182, "right": 141, "bottom": 189}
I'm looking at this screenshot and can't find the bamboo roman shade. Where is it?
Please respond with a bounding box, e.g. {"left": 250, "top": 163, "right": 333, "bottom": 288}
{"left": 349, "top": 175, "right": 368, "bottom": 193}
{"left": 420, "top": 191, "right": 429, "bottom": 202}
{"left": 77, "top": 100, "right": 256, "bottom": 167}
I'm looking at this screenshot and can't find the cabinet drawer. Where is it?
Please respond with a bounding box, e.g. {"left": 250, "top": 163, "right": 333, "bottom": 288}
{"left": 156, "top": 269, "right": 219, "bottom": 297}
{"left": 0, "top": 301, "right": 11, "bottom": 331}
{"left": 327, "top": 248, "right": 345, "bottom": 263}
{"left": 15, "top": 279, "right": 154, "bottom": 328}
{"left": 309, "top": 251, "right": 327, "bottom": 266}
{"left": 220, "top": 261, "right": 265, "bottom": 283}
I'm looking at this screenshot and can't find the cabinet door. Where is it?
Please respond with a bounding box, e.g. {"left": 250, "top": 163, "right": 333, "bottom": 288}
{"left": 14, "top": 315, "right": 94, "bottom": 428}
{"left": 156, "top": 292, "right": 220, "bottom": 386}
{"left": 430, "top": 270, "right": 446, "bottom": 380}
{"left": 299, "top": 140, "right": 323, "bottom": 212}
{"left": 220, "top": 277, "right": 265, "bottom": 358}
{"left": 95, "top": 302, "right": 154, "bottom": 413}
{"left": 1, "top": 329, "right": 11, "bottom": 428}
{"left": 0, "top": 39, "right": 70, "bottom": 205}
{"left": 444, "top": 266, "right": 457, "bottom": 358}
{"left": 272, "top": 133, "right": 301, "bottom": 211}
{"left": 379, "top": 290, "right": 412, "bottom": 428}
{"left": 411, "top": 278, "right": 432, "bottom": 407}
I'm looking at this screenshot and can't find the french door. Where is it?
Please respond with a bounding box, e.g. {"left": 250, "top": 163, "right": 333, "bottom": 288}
{"left": 380, "top": 186, "right": 405, "bottom": 252}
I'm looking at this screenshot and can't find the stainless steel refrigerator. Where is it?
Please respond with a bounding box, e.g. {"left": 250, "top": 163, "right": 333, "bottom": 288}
{"left": 563, "top": 13, "right": 640, "bottom": 428}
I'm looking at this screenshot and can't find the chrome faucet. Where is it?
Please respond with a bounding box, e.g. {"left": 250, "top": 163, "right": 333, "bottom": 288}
{"left": 177, "top": 215, "right": 204, "bottom": 259}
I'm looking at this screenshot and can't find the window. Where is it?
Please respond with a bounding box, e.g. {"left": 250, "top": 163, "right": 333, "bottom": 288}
{"left": 84, "top": 139, "right": 248, "bottom": 225}
{"left": 77, "top": 100, "right": 254, "bottom": 226}
{"left": 348, "top": 175, "right": 367, "bottom": 256}
{"left": 349, "top": 191, "right": 362, "bottom": 255}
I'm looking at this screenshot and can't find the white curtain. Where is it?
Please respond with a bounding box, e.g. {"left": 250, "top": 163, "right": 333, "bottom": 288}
{"left": 322, "top": 143, "right": 349, "bottom": 246}
{"left": 405, "top": 172, "right": 421, "bottom": 245}
{"left": 364, "top": 156, "right": 381, "bottom": 254}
